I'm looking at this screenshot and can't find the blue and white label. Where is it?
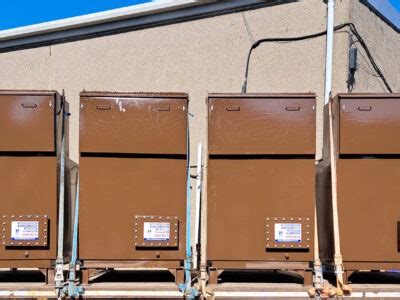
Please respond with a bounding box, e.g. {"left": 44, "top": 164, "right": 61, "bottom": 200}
{"left": 11, "top": 221, "right": 39, "bottom": 241}
{"left": 143, "top": 222, "right": 170, "bottom": 241}
{"left": 274, "top": 223, "right": 301, "bottom": 243}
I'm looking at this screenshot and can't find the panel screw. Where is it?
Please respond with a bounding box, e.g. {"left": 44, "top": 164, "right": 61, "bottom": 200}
{"left": 24, "top": 251, "right": 29, "bottom": 258}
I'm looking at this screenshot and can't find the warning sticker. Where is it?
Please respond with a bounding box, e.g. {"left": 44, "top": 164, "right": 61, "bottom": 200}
{"left": 274, "top": 223, "right": 301, "bottom": 243}
{"left": 11, "top": 221, "right": 39, "bottom": 241}
{"left": 143, "top": 222, "right": 170, "bottom": 241}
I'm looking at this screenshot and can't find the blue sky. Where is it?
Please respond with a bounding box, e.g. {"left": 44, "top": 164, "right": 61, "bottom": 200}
{"left": 0, "top": 0, "right": 151, "bottom": 30}
{"left": 0, "top": 0, "right": 399, "bottom": 31}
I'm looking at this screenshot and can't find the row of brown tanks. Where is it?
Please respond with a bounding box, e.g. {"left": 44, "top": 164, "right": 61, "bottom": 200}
{"left": 0, "top": 90, "right": 399, "bottom": 287}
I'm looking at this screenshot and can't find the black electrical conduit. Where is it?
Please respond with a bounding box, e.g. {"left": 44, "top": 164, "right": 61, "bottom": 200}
{"left": 241, "top": 22, "right": 393, "bottom": 93}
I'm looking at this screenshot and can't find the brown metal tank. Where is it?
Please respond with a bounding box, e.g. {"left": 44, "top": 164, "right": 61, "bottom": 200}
{"left": 0, "top": 90, "right": 68, "bottom": 283}
{"left": 333, "top": 93, "right": 400, "bottom": 282}
{"left": 206, "top": 93, "right": 316, "bottom": 285}
{"left": 78, "top": 91, "right": 188, "bottom": 284}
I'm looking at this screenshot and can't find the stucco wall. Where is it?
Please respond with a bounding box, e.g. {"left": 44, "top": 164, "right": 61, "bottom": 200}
{"left": 349, "top": 0, "right": 399, "bottom": 93}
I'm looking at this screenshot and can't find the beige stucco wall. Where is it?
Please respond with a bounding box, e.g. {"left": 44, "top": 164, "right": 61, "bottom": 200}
{"left": 0, "top": 0, "right": 397, "bottom": 263}
{"left": 349, "top": 0, "right": 400, "bottom": 92}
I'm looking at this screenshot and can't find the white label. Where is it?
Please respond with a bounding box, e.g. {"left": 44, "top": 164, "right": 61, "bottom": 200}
{"left": 143, "top": 222, "right": 170, "bottom": 241}
{"left": 274, "top": 223, "right": 301, "bottom": 243}
{"left": 11, "top": 221, "right": 39, "bottom": 241}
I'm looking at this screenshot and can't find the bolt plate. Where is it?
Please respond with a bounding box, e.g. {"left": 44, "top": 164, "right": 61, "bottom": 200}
{"left": 1, "top": 215, "right": 49, "bottom": 247}
{"left": 265, "top": 216, "right": 311, "bottom": 250}
{"left": 133, "top": 215, "right": 179, "bottom": 248}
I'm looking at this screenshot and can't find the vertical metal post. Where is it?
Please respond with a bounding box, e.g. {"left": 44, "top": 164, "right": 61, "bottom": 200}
{"left": 194, "top": 143, "right": 203, "bottom": 269}
{"left": 68, "top": 174, "right": 84, "bottom": 297}
{"left": 55, "top": 96, "right": 66, "bottom": 296}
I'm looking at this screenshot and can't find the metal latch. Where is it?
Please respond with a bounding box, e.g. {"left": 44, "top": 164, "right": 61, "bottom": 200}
{"left": 285, "top": 106, "right": 301, "bottom": 111}
{"left": 226, "top": 106, "right": 240, "bottom": 111}
{"left": 358, "top": 106, "right": 372, "bottom": 111}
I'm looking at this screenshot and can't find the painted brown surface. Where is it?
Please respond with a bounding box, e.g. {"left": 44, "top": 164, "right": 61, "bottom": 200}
{"left": 334, "top": 93, "right": 400, "bottom": 267}
{"left": 80, "top": 92, "right": 188, "bottom": 154}
{"left": 0, "top": 91, "right": 56, "bottom": 152}
{"left": 0, "top": 157, "right": 57, "bottom": 262}
{"left": 336, "top": 93, "right": 400, "bottom": 155}
{"left": 337, "top": 159, "right": 400, "bottom": 262}
{"left": 208, "top": 94, "right": 316, "bottom": 155}
{"left": 207, "top": 94, "right": 315, "bottom": 266}
{"left": 79, "top": 92, "right": 187, "bottom": 264}
{"left": 0, "top": 91, "right": 64, "bottom": 268}
{"left": 207, "top": 159, "right": 315, "bottom": 262}
{"left": 79, "top": 157, "right": 186, "bottom": 260}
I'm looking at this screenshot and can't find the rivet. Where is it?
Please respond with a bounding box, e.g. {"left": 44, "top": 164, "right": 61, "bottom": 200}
{"left": 135, "top": 223, "right": 138, "bottom": 226}
{"left": 2, "top": 242, "right": 5, "bottom": 245}
{"left": 134, "top": 243, "right": 138, "bottom": 246}
{"left": 266, "top": 225, "right": 269, "bottom": 227}
{"left": 291, "top": 245, "right": 294, "bottom": 248}
{"left": 158, "top": 243, "right": 161, "bottom": 246}
{"left": 298, "top": 218, "right": 301, "bottom": 221}
{"left": 175, "top": 237, "right": 177, "bottom": 240}
{"left": 167, "top": 243, "right": 170, "bottom": 246}
{"left": 11, "top": 215, "right": 14, "bottom": 218}
{"left": 142, "top": 243, "right": 145, "bottom": 246}
{"left": 282, "top": 218, "right": 286, "bottom": 221}
{"left": 167, "top": 217, "right": 170, "bottom": 220}
{"left": 307, "top": 245, "right": 310, "bottom": 248}
{"left": 10, "top": 242, "right": 14, "bottom": 245}
{"left": 266, "top": 232, "right": 269, "bottom": 234}
{"left": 174, "top": 217, "right": 178, "bottom": 220}
{"left": 274, "top": 218, "right": 277, "bottom": 221}
{"left": 267, "top": 238, "right": 270, "bottom": 241}
{"left": 150, "top": 243, "right": 153, "bottom": 246}
{"left": 290, "top": 218, "right": 293, "bottom": 221}
{"left": 307, "top": 238, "right": 310, "bottom": 241}
{"left": 174, "top": 243, "right": 177, "bottom": 246}
{"left": 44, "top": 236, "right": 47, "bottom": 239}
{"left": 151, "top": 216, "right": 154, "bottom": 219}
{"left": 135, "top": 216, "right": 138, "bottom": 219}
{"left": 266, "top": 218, "right": 270, "bottom": 221}
{"left": 44, "top": 215, "right": 48, "bottom": 218}
{"left": 135, "top": 230, "right": 137, "bottom": 233}
{"left": 44, "top": 229, "right": 47, "bottom": 232}
{"left": 174, "top": 230, "right": 177, "bottom": 233}
{"left": 306, "top": 232, "right": 310, "bottom": 234}
{"left": 159, "top": 217, "right": 162, "bottom": 219}
{"left": 134, "top": 236, "right": 137, "bottom": 239}
{"left": 283, "top": 245, "right": 286, "bottom": 248}
{"left": 274, "top": 245, "right": 277, "bottom": 248}
{"left": 306, "top": 218, "right": 310, "bottom": 221}
{"left": 266, "top": 244, "right": 270, "bottom": 247}
{"left": 307, "top": 225, "right": 310, "bottom": 228}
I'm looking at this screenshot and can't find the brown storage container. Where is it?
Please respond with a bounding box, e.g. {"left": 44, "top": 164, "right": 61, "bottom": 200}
{"left": 207, "top": 93, "right": 316, "bottom": 285}
{"left": 78, "top": 92, "right": 188, "bottom": 284}
{"left": 334, "top": 93, "right": 400, "bottom": 280}
{"left": 0, "top": 90, "right": 68, "bottom": 282}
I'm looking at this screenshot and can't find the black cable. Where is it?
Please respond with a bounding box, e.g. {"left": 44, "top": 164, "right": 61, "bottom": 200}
{"left": 241, "top": 22, "right": 392, "bottom": 93}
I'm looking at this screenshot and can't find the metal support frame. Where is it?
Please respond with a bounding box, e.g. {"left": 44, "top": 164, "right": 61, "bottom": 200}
{"left": 194, "top": 143, "right": 203, "bottom": 270}
{"left": 55, "top": 95, "right": 66, "bottom": 297}
{"left": 178, "top": 112, "right": 199, "bottom": 299}
{"left": 67, "top": 174, "right": 85, "bottom": 297}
